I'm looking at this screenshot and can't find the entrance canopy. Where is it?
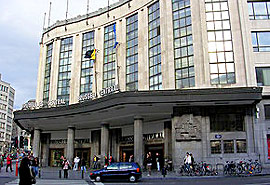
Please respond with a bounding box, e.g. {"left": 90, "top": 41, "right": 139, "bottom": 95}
{"left": 14, "top": 87, "right": 262, "bottom": 132}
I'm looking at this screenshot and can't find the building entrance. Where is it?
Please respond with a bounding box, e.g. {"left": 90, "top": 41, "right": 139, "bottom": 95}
{"left": 120, "top": 146, "right": 133, "bottom": 162}
{"left": 49, "top": 148, "right": 64, "bottom": 167}
{"left": 145, "top": 144, "right": 164, "bottom": 170}
{"left": 74, "top": 148, "right": 91, "bottom": 168}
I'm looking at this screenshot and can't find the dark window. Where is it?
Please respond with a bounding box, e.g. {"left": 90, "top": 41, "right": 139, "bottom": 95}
{"left": 236, "top": 140, "right": 247, "bottom": 153}
{"left": 252, "top": 32, "right": 270, "bottom": 52}
{"left": 256, "top": 67, "right": 270, "bottom": 86}
{"left": 107, "top": 163, "right": 119, "bottom": 170}
{"left": 43, "top": 43, "right": 53, "bottom": 102}
{"left": 248, "top": 1, "right": 270, "bottom": 20}
{"left": 210, "top": 114, "right": 244, "bottom": 132}
{"left": 211, "top": 140, "right": 221, "bottom": 154}
{"left": 224, "top": 140, "right": 234, "bottom": 153}
{"left": 120, "top": 163, "right": 133, "bottom": 169}
{"left": 126, "top": 14, "right": 138, "bottom": 91}
{"left": 264, "top": 105, "right": 270, "bottom": 119}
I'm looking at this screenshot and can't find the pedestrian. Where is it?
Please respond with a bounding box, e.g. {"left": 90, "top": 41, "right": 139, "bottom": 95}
{"left": 6, "top": 154, "right": 13, "bottom": 172}
{"left": 104, "top": 155, "right": 108, "bottom": 167}
{"left": 109, "top": 155, "right": 114, "bottom": 165}
{"left": 31, "top": 157, "right": 39, "bottom": 177}
{"left": 73, "top": 156, "right": 80, "bottom": 171}
{"left": 0, "top": 154, "right": 3, "bottom": 172}
{"left": 156, "top": 153, "right": 160, "bottom": 171}
{"left": 80, "top": 158, "right": 86, "bottom": 173}
{"left": 184, "top": 152, "right": 192, "bottom": 170}
{"left": 190, "top": 153, "right": 195, "bottom": 169}
{"left": 93, "top": 155, "right": 98, "bottom": 169}
{"left": 146, "top": 152, "right": 153, "bottom": 176}
{"left": 62, "top": 157, "right": 70, "bottom": 178}
{"left": 129, "top": 155, "right": 134, "bottom": 162}
{"left": 19, "top": 157, "right": 35, "bottom": 185}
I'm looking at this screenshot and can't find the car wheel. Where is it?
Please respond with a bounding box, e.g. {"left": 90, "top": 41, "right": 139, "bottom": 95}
{"left": 129, "top": 175, "right": 136, "bottom": 182}
{"left": 95, "top": 175, "right": 101, "bottom": 182}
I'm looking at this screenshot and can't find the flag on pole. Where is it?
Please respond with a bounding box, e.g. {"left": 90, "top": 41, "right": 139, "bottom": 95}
{"left": 113, "top": 24, "right": 119, "bottom": 49}
{"left": 85, "top": 49, "right": 96, "bottom": 60}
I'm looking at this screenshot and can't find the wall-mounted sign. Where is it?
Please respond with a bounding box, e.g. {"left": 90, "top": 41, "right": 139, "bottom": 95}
{"left": 215, "top": 134, "right": 222, "bottom": 139}
{"left": 49, "top": 139, "right": 90, "bottom": 144}
{"left": 120, "top": 132, "right": 164, "bottom": 144}
{"left": 78, "top": 92, "right": 97, "bottom": 102}
{"left": 22, "top": 99, "right": 66, "bottom": 110}
{"left": 99, "top": 84, "right": 120, "bottom": 97}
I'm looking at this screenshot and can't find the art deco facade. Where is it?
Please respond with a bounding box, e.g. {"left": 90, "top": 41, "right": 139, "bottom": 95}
{"left": 14, "top": 0, "right": 270, "bottom": 168}
{"left": 0, "top": 74, "right": 15, "bottom": 153}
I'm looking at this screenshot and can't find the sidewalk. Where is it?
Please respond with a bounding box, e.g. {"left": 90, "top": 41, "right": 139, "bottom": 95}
{"left": 5, "top": 179, "right": 88, "bottom": 185}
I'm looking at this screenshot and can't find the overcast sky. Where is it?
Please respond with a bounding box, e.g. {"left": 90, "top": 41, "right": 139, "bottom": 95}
{"left": 0, "top": 0, "right": 118, "bottom": 109}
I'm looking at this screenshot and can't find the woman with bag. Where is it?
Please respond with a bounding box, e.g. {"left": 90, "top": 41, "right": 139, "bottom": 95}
{"left": 19, "top": 157, "right": 36, "bottom": 185}
{"left": 62, "top": 157, "right": 70, "bottom": 178}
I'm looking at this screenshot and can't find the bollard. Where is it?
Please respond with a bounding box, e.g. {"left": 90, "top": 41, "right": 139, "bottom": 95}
{"left": 38, "top": 168, "right": 41, "bottom": 178}
{"left": 15, "top": 160, "right": 19, "bottom": 176}
{"left": 59, "top": 170, "right": 61, "bottom": 178}
{"left": 161, "top": 167, "right": 167, "bottom": 178}
{"left": 81, "top": 170, "right": 84, "bottom": 179}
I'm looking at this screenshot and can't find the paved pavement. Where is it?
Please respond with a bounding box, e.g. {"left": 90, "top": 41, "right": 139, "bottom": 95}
{"left": 5, "top": 179, "right": 89, "bottom": 185}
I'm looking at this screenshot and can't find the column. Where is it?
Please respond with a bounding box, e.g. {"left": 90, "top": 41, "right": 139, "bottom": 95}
{"left": 134, "top": 116, "right": 144, "bottom": 168}
{"left": 245, "top": 109, "right": 255, "bottom": 154}
{"left": 41, "top": 133, "right": 50, "bottom": 167}
{"left": 33, "top": 129, "right": 41, "bottom": 158}
{"left": 67, "top": 127, "right": 75, "bottom": 163}
{"left": 164, "top": 121, "right": 172, "bottom": 160}
{"left": 101, "top": 123, "right": 109, "bottom": 166}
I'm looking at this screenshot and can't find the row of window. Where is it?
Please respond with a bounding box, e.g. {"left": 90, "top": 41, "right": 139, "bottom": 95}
{"left": 0, "top": 103, "right": 6, "bottom": 111}
{"left": 0, "top": 94, "right": 7, "bottom": 101}
{"left": 0, "top": 113, "right": 5, "bottom": 120}
{"left": 0, "top": 85, "right": 8, "bottom": 93}
{"left": 211, "top": 139, "right": 246, "bottom": 154}
{"left": 0, "top": 122, "right": 4, "bottom": 129}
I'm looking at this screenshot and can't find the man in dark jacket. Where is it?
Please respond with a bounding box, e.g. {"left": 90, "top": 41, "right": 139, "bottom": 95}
{"left": 19, "top": 157, "right": 34, "bottom": 185}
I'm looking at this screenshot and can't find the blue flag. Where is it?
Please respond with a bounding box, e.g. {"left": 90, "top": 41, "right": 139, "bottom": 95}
{"left": 113, "top": 24, "right": 119, "bottom": 49}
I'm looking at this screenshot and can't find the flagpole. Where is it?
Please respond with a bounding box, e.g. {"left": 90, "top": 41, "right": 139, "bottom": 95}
{"left": 107, "top": 0, "right": 110, "bottom": 17}
{"left": 48, "top": 2, "right": 52, "bottom": 28}
{"left": 43, "top": 12, "right": 46, "bottom": 30}
{"left": 86, "top": 0, "right": 89, "bottom": 25}
{"left": 65, "top": 0, "right": 69, "bottom": 31}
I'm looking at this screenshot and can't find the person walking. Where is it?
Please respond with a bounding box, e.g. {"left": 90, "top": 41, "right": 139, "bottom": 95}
{"left": 80, "top": 158, "right": 86, "bottom": 173}
{"left": 146, "top": 152, "right": 153, "bottom": 176}
{"left": 31, "top": 157, "right": 39, "bottom": 177}
{"left": 0, "top": 154, "right": 3, "bottom": 172}
{"left": 129, "top": 155, "right": 134, "bottom": 162}
{"left": 19, "top": 157, "right": 35, "bottom": 185}
{"left": 109, "top": 155, "right": 114, "bottom": 165}
{"left": 184, "top": 152, "right": 192, "bottom": 171}
{"left": 155, "top": 153, "right": 160, "bottom": 171}
{"left": 6, "top": 155, "right": 13, "bottom": 172}
{"left": 73, "top": 156, "right": 80, "bottom": 171}
{"left": 62, "top": 157, "right": 70, "bottom": 179}
{"left": 93, "top": 155, "right": 98, "bottom": 169}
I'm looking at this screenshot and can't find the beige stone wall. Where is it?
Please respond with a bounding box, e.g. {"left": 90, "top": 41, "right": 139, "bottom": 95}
{"left": 36, "top": 0, "right": 259, "bottom": 105}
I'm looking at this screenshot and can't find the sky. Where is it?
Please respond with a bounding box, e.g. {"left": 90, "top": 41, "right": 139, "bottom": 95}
{"left": 0, "top": 0, "right": 118, "bottom": 109}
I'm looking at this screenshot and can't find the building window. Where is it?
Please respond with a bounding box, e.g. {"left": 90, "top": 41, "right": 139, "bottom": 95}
{"left": 236, "top": 139, "right": 247, "bottom": 153}
{"left": 248, "top": 1, "right": 270, "bottom": 20}
{"left": 0, "top": 85, "right": 8, "bottom": 93}
{"left": 149, "top": 1, "right": 162, "bottom": 90}
{"left": 43, "top": 43, "right": 53, "bottom": 102}
{"left": 8, "top": 99, "right": 13, "bottom": 107}
{"left": 252, "top": 32, "right": 270, "bottom": 52}
{"left": 210, "top": 113, "right": 245, "bottom": 132}
{"left": 0, "top": 94, "right": 7, "bottom": 101}
{"left": 256, "top": 67, "right": 270, "bottom": 86}
{"left": 0, "top": 113, "right": 6, "bottom": 120}
{"left": 211, "top": 140, "right": 221, "bottom": 154}
{"left": 224, "top": 140, "right": 234, "bottom": 153}
{"left": 0, "top": 103, "right": 7, "bottom": 111}
{"left": 172, "top": 0, "right": 195, "bottom": 88}
{"left": 81, "top": 31, "right": 95, "bottom": 95}
{"left": 57, "top": 37, "right": 73, "bottom": 104}
{"left": 126, "top": 14, "right": 138, "bottom": 91}
{"left": 104, "top": 24, "right": 116, "bottom": 88}
{"left": 264, "top": 105, "right": 270, "bottom": 119}
{"left": 205, "top": 0, "right": 235, "bottom": 85}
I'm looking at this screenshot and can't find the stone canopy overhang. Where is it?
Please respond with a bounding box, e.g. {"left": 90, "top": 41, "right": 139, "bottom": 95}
{"left": 14, "top": 87, "right": 262, "bottom": 132}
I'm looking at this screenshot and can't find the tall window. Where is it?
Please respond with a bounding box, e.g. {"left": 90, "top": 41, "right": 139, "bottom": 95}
{"left": 252, "top": 32, "right": 270, "bottom": 52}
{"left": 104, "top": 24, "right": 116, "bottom": 88}
{"left": 172, "top": 0, "right": 195, "bottom": 88}
{"left": 43, "top": 43, "right": 53, "bottom": 102}
{"left": 248, "top": 1, "right": 270, "bottom": 20}
{"left": 210, "top": 113, "right": 244, "bottom": 132}
{"left": 256, "top": 67, "right": 270, "bottom": 86}
{"left": 205, "top": 0, "right": 235, "bottom": 85}
{"left": 57, "top": 37, "right": 73, "bottom": 104}
{"left": 81, "top": 31, "right": 95, "bottom": 95}
{"left": 126, "top": 14, "right": 138, "bottom": 91}
{"left": 149, "top": 1, "right": 162, "bottom": 90}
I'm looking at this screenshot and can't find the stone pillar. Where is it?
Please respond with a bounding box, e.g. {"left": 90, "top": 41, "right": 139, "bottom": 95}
{"left": 134, "top": 116, "right": 144, "bottom": 168}
{"left": 67, "top": 127, "right": 75, "bottom": 163}
{"left": 101, "top": 123, "right": 109, "bottom": 166}
{"left": 41, "top": 133, "right": 50, "bottom": 167}
{"left": 164, "top": 121, "right": 172, "bottom": 160}
{"left": 245, "top": 110, "right": 255, "bottom": 154}
{"left": 33, "top": 129, "right": 41, "bottom": 158}
{"left": 171, "top": 116, "right": 178, "bottom": 169}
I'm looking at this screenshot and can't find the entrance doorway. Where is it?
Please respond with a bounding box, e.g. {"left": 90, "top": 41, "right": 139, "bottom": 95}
{"left": 145, "top": 144, "right": 164, "bottom": 170}
{"left": 49, "top": 149, "right": 64, "bottom": 167}
{"left": 120, "top": 146, "right": 133, "bottom": 162}
{"left": 74, "top": 148, "right": 91, "bottom": 168}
